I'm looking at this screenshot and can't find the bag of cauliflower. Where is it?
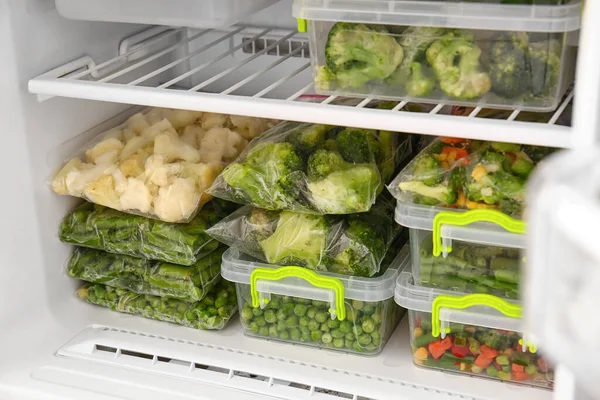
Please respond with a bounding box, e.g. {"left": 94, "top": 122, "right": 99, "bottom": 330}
{"left": 207, "top": 121, "right": 411, "bottom": 214}
{"left": 51, "top": 108, "right": 276, "bottom": 222}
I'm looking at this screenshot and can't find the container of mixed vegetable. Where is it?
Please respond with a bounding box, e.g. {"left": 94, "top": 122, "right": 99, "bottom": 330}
{"left": 294, "top": 0, "right": 580, "bottom": 110}
{"left": 221, "top": 246, "right": 409, "bottom": 355}
{"left": 394, "top": 264, "right": 553, "bottom": 388}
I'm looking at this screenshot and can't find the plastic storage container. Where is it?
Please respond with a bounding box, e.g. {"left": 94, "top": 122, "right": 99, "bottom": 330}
{"left": 56, "top": 0, "right": 281, "bottom": 28}
{"left": 293, "top": 0, "right": 581, "bottom": 111}
{"left": 389, "top": 138, "right": 558, "bottom": 226}
{"left": 394, "top": 265, "right": 553, "bottom": 388}
{"left": 408, "top": 209, "right": 525, "bottom": 298}
{"left": 221, "top": 247, "right": 407, "bottom": 355}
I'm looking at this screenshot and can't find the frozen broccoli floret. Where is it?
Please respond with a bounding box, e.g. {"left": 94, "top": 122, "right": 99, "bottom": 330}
{"left": 260, "top": 212, "right": 328, "bottom": 269}
{"left": 289, "top": 124, "right": 331, "bottom": 156}
{"left": 412, "top": 155, "right": 443, "bottom": 186}
{"left": 222, "top": 142, "right": 303, "bottom": 209}
{"left": 480, "top": 150, "right": 512, "bottom": 173}
{"left": 466, "top": 171, "right": 525, "bottom": 205}
{"left": 248, "top": 208, "right": 279, "bottom": 241}
{"left": 426, "top": 30, "right": 475, "bottom": 66}
{"left": 315, "top": 65, "right": 336, "bottom": 90}
{"left": 335, "top": 128, "right": 381, "bottom": 164}
{"left": 399, "top": 181, "right": 457, "bottom": 205}
{"left": 528, "top": 39, "right": 561, "bottom": 97}
{"left": 376, "top": 130, "right": 399, "bottom": 182}
{"left": 489, "top": 32, "right": 531, "bottom": 98}
{"left": 491, "top": 142, "right": 522, "bottom": 154}
{"left": 307, "top": 149, "right": 346, "bottom": 180}
{"left": 429, "top": 38, "right": 491, "bottom": 100}
{"left": 324, "top": 22, "right": 404, "bottom": 88}
{"left": 405, "top": 62, "right": 436, "bottom": 97}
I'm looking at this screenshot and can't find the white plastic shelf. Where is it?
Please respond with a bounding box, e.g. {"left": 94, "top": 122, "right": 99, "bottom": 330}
{"left": 28, "top": 26, "right": 574, "bottom": 148}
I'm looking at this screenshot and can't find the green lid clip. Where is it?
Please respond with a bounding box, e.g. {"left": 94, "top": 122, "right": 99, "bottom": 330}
{"left": 297, "top": 18, "right": 307, "bottom": 33}
{"left": 250, "top": 266, "right": 346, "bottom": 320}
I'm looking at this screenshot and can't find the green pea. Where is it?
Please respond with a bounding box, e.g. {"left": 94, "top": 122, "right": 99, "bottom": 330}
{"left": 301, "top": 333, "right": 311, "bottom": 342}
{"left": 268, "top": 299, "right": 281, "bottom": 309}
{"left": 353, "top": 325, "right": 363, "bottom": 337}
{"left": 345, "top": 304, "right": 357, "bottom": 322}
{"left": 320, "top": 323, "right": 330, "bottom": 332}
{"left": 331, "top": 329, "right": 344, "bottom": 339}
{"left": 282, "top": 302, "right": 294, "bottom": 314}
{"left": 294, "top": 304, "right": 307, "bottom": 317}
{"left": 371, "top": 331, "right": 382, "bottom": 346}
{"left": 363, "top": 305, "right": 375, "bottom": 315}
{"left": 276, "top": 309, "right": 287, "bottom": 321}
{"left": 312, "top": 300, "right": 325, "bottom": 307}
{"left": 95, "top": 286, "right": 106, "bottom": 299}
{"left": 372, "top": 312, "right": 382, "bottom": 325}
{"left": 202, "top": 296, "right": 215, "bottom": 306}
{"left": 279, "top": 330, "right": 290, "bottom": 340}
{"left": 268, "top": 325, "right": 278, "bottom": 337}
{"left": 106, "top": 291, "right": 118, "bottom": 301}
{"left": 358, "top": 334, "right": 372, "bottom": 346}
{"left": 258, "top": 326, "right": 269, "bottom": 336}
{"left": 308, "top": 319, "right": 320, "bottom": 331}
{"left": 327, "top": 319, "right": 340, "bottom": 329}
{"left": 277, "top": 321, "right": 287, "bottom": 332}
{"left": 285, "top": 315, "right": 298, "bottom": 328}
{"left": 174, "top": 311, "right": 184, "bottom": 320}
{"left": 339, "top": 320, "right": 352, "bottom": 333}
{"left": 300, "top": 326, "right": 310, "bottom": 335}
{"left": 362, "top": 318, "right": 375, "bottom": 333}
{"left": 345, "top": 332, "right": 355, "bottom": 341}
{"left": 321, "top": 332, "right": 333, "bottom": 344}
{"left": 352, "top": 300, "right": 364, "bottom": 310}
{"left": 249, "top": 322, "right": 259, "bottom": 333}
{"left": 217, "top": 306, "right": 230, "bottom": 318}
{"left": 184, "top": 310, "right": 196, "bottom": 321}
{"left": 264, "top": 309, "right": 277, "bottom": 323}
{"left": 345, "top": 339, "right": 354, "bottom": 349}
{"left": 134, "top": 298, "right": 146, "bottom": 308}
{"left": 254, "top": 316, "right": 267, "bottom": 327}
{"left": 115, "top": 288, "right": 128, "bottom": 296}
{"left": 311, "top": 330, "right": 323, "bottom": 342}
{"left": 289, "top": 328, "right": 301, "bottom": 341}
{"left": 333, "top": 338, "right": 345, "bottom": 348}
{"left": 299, "top": 316, "right": 309, "bottom": 327}
{"left": 252, "top": 308, "right": 263, "bottom": 317}
{"left": 315, "top": 312, "right": 328, "bottom": 323}
{"left": 241, "top": 307, "right": 254, "bottom": 321}
{"left": 306, "top": 307, "right": 317, "bottom": 319}
{"left": 215, "top": 297, "right": 227, "bottom": 308}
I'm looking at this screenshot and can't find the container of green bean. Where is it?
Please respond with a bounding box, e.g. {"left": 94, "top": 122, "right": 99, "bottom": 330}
{"left": 221, "top": 246, "right": 408, "bottom": 355}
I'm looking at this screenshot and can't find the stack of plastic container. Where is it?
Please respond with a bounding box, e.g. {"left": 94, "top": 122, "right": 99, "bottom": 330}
{"left": 207, "top": 120, "right": 413, "bottom": 355}
{"left": 52, "top": 107, "right": 277, "bottom": 331}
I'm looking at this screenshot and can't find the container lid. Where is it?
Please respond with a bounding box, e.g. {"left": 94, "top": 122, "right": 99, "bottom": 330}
{"left": 396, "top": 201, "right": 526, "bottom": 250}
{"left": 293, "top": 0, "right": 582, "bottom": 32}
{"left": 222, "top": 246, "right": 409, "bottom": 303}
{"left": 395, "top": 261, "right": 526, "bottom": 334}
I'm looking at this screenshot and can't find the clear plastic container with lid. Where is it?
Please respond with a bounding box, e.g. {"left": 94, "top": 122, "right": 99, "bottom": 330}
{"left": 221, "top": 247, "right": 408, "bottom": 355}
{"left": 408, "top": 209, "right": 525, "bottom": 298}
{"left": 293, "top": 0, "right": 581, "bottom": 111}
{"left": 394, "top": 261, "right": 553, "bottom": 388}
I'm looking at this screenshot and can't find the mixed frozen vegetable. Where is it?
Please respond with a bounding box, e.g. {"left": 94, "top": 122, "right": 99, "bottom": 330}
{"left": 239, "top": 293, "right": 402, "bottom": 354}
{"left": 206, "top": 194, "right": 400, "bottom": 277}
{"left": 52, "top": 108, "right": 275, "bottom": 222}
{"left": 410, "top": 311, "right": 552, "bottom": 387}
{"left": 77, "top": 279, "right": 238, "bottom": 330}
{"left": 316, "top": 23, "right": 563, "bottom": 103}
{"left": 418, "top": 233, "right": 520, "bottom": 299}
{"left": 68, "top": 246, "right": 225, "bottom": 302}
{"left": 208, "top": 121, "right": 410, "bottom": 214}
{"left": 60, "top": 200, "right": 235, "bottom": 265}
{"left": 390, "top": 138, "right": 556, "bottom": 217}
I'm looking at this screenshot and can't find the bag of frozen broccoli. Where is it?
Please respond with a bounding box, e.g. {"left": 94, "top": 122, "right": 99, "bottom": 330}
{"left": 207, "top": 121, "right": 411, "bottom": 214}
{"left": 51, "top": 107, "right": 275, "bottom": 222}
{"left": 67, "top": 246, "right": 225, "bottom": 302}
{"left": 388, "top": 137, "right": 557, "bottom": 217}
{"left": 206, "top": 194, "right": 401, "bottom": 277}
{"left": 77, "top": 279, "right": 238, "bottom": 330}
{"left": 60, "top": 199, "right": 236, "bottom": 265}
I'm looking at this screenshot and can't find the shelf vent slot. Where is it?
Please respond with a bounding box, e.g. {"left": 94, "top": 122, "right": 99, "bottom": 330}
{"left": 242, "top": 36, "right": 309, "bottom": 58}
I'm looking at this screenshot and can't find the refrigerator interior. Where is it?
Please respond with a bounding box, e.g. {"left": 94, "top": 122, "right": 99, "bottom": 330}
{"left": 0, "top": 0, "right": 577, "bottom": 399}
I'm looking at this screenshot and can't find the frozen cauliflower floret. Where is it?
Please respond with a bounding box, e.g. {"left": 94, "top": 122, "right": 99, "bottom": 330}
{"left": 201, "top": 113, "right": 228, "bottom": 130}
{"left": 183, "top": 162, "right": 223, "bottom": 190}
{"left": 85, "top": 138, "right": 124, "bottom": 164}
{"left": 127, "top": 113, "right": 150, "bottom": 135}
{"left": 142, "top": 119, "right": 174, "bottom": 140}
{"left": 111, "top": 168, "right": 129, "bottom": 195}
{"left": 122, "top": 128, "right": 136, "bottom": 142}
{"left": 83, "top": 175, "right": 121, "bottom": 210}
{"left": 149, "top": 163, "right": 185, "bottom": 187}
{"left": 52, "top": 158, "right": 83, "bottom": 194}
{"left": 229, "top": 115, "right": 271, "bottom": 140}
{"left": 154, "top": 177, "right": 200, "bottom": 222}
{"left": 147, "top": 182, "right": 159, "bottom": 198}
{"left": 65, "top": 164, "right": 115, "bottom": 196}
{"left": 180, "top": 125, "right": 203, "bottom": 148}
{"left": 103, "top": 129, "right": 123, "bottom": 141}
{"left": 94, "top": 149, "right": 120, "bottom": 165}
{"left": 145, "top": 108, "right": 166, "bottom": 125}
{"left": 163, "top": 109, "right": 203, "bottom": 129}
{"left": 120, "top": 136, "right": 150, "bottom": 161}
{"left": 120, "top": 177, "right": 153, "bottom": 214}
{"left": 120, "top": 152, "right": 146, "bottom": 177}
{"left": 154, "top": 133, "right": 200, "bottom": 163}
{"left": 198, "top": 127, "right": 244, "bottom": 164}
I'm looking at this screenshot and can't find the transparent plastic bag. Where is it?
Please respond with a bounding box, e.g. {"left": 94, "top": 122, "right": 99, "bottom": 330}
{"left": 388, "top": 138, "right": 557, "bottom": 217}
{"left": 51, "top": 107, "right": 276, "bottom": 222}
{"left": 76, "top": 279, "right": 238, "bottom": 330}
{"left": 59, "top": 199, "right": 236, "bottom": 265}
{"left": 67, "top": 246, "right": 225, "bottom": 302}
{"left": 207, "top": 121, "right": 411, "bottom": 214}
{"left": 207, "top": 194, "right": 401, "bottom": 277}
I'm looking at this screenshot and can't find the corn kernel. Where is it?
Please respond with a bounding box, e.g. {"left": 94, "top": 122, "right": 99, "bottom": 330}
{"left": 460, "top": 363, "right": 467, "bottom": 371}
{"left": 413, "top": 328, "right": 424, "bottom": 338}
{"left": 471, "top": 165, "right": 487, "bottom": 182}
{"left": 413, "top": 347, "right": 429, "bottom": 361}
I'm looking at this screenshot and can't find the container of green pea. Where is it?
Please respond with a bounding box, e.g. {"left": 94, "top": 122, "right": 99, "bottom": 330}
{"left": 221, "top": 246, "right": 408, "bottom": 355}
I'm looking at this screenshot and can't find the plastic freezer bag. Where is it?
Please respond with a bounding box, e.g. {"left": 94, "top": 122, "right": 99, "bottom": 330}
{"left": 67, "top": 246, "right": 225, "bottom": 302}
{"left": 59, "top": 200, "right": 236, "bottom": 265}
{"left": 76, "top": 280, "right": 238, "bottom": 330}
{"left": 389, "top": 138, "right": 557, "bottom": 217}
{"left": 51, "top": 107, "right": 276, "bottom": 222}
{"left": 207, "top": 194, "right": 401, "bottom": 277}
{"left": 207, "top": 121, "right": 411, "bottom": 214}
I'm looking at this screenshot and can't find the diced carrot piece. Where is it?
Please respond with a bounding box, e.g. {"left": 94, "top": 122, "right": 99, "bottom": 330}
{"left": 513, "top": 371, "right": 530, "bottom": 381}
{"left": 512, "top": 364, "right": 525, "bottom": 373}
{"left": 440, "top": 337, "right": 453, "bottom": 350}
{"left": 480, "top": 345, "right": 499, "bottom": 359}
{"left": 428, "top": 341, "right": 446, "bottom": 359}
{"left": 503, "top": 348, "right": 514, "bottom": 358}
{"left": 474, "top": 355, "right": 494, "bottom": 369}
{"left": 441, "top": 137, "right": 465, "bottom": 144}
